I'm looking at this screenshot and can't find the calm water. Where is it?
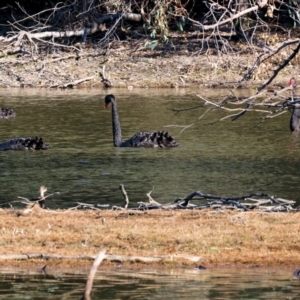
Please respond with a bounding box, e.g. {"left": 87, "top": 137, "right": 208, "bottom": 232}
{"left": 0, "top": 88, "right": 300, "bottom": 208}
{"left": 1, "top": 88, "right": 300, "bottom": 298}
{"left": 0, "top": 267, "right": 300, "bottom": 299}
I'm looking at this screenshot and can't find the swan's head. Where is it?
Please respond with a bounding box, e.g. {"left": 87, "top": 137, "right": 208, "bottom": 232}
{"left": 104, "top": 94, "right": 115, "bottom": 108}
{"left": 290, "top": 78, "right": 296, "bottom": 88}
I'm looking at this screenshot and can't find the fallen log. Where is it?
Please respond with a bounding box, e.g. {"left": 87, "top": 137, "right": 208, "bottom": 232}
{"left": 0, "top": 253, "right": 203, "bottom": 264}
{"left": 1, "top": 13, "right": 142, "bottom": 46}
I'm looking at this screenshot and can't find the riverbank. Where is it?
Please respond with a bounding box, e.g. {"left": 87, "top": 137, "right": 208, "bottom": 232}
{"left": 0, "top": 209, "right": 299, "bottom": 270}
{"left": 0, "top": 37, "right": 297, "bottom": 89}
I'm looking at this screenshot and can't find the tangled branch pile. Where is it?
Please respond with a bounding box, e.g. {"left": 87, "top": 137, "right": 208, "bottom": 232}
{"left": 1, "top": 1, "right": 300, "bottom": 55}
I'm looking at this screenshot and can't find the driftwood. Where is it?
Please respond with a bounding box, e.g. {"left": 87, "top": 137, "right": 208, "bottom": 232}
{"left": 0, "top": 186, "right": 60, "bottom": 216}
{"left": 0, "top": 253, "right": 203, "bottom": 264}
{"left": 71, "top": 185, "right": 296, "bottom": 213}
{"left": 50, "top": 76, "right": 94, "bottom": 89}
{"left": 81, "top": 250, "right": 106, "bottom": 300}
{"left": 171, "top": 191, "right": 295, "bottom": 212}
{"left": 68, "top": 203, "right": 110, "bottom": 210}
{"left": 4, "top": 184, "right": 296, "bottom": 214}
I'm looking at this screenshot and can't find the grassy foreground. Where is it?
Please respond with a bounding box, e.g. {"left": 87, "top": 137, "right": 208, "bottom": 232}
{"left": 0, "top": 208, "right": 300, "bottom": 269}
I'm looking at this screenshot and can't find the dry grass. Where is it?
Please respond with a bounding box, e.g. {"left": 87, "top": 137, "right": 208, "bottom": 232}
{"left": 0, "top": 208, "right": 300, "bottom": 269}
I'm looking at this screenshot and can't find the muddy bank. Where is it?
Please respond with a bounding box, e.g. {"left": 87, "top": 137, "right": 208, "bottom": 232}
{"left": 0, "top": 41, "right": 296, "bottom": 89}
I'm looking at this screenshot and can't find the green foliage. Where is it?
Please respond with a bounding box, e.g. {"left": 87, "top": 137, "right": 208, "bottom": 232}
{"left": 142, "top": 1, "right": 189, "bottom": 42}
{"left": 146, "top": 1, "right": 171, "bottom": 42}
{"left": 176, "top": 16, "right": 185, "bottom": 32}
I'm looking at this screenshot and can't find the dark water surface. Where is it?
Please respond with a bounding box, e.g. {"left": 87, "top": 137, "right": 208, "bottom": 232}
{"left": 0, "top": 267, "right": 300, "bottom": 299}
{"left": 0, "top": 88, "right": 300, "bottom": 208}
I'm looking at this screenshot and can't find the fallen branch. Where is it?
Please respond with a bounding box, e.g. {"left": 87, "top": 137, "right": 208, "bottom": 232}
{"left": 171, "top": 191, "right": 295, "bottom": 212}
{"left": 2, "top": 13, "right": 142, "bottom": 46}
{"left": 0, "top": 252, "right": 203, "bottom": 264}
{"left": 185, "top": 5, "right": 260, "bottom": 32}
{"left": 50, "top": 76, "right": 94, "bottom": 89}
{"left": 137, "top": 187, "right": 162, "bottom": 210}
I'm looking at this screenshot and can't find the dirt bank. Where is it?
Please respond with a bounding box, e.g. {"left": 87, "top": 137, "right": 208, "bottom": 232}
{"left": 0, "top": 209, "right": 300, "bottom": 270}
{"left": 0, "top": 37, "right": 297, "bottom": 90}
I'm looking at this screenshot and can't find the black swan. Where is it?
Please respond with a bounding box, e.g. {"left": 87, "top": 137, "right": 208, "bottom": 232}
{"left": 289, "top": 78, "right": 300, "bottom": 131}
{"left": 0, "top": 137, "right": 49, "bottom": 151}
{"left": 104, "top": 94, "right": 179, "bottom": 147}
{"left": 0, "top": 107, "right": 16, "bottom": 119}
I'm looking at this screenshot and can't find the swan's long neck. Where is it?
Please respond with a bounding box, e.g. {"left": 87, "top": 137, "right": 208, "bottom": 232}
{"left": 292, "top": 85, "right": 297, "bottom": 99}
{"left": 290, "top": 79, "right": 300, "bottom": 131}
{"left": 111, "top": 100, "right": 123, "bottom": 147}
{"left": 290, "top": 78, "right": 298, "bottom": 99}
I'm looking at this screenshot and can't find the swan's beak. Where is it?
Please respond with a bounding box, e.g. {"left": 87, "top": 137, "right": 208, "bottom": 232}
{"left": 104, "top": 103, "right": 108, "bottom": 109}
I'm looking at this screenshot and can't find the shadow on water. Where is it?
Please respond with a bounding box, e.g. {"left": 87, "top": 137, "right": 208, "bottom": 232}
{"left": 0, "top": 88, "right": 300, "bottom": 208}
{"left": 0, "top": 267, "right": 300, "bottom": 299}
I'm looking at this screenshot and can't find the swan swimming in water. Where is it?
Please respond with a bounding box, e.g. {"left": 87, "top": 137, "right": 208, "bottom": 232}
{"left": 0, "top": 137, "right": 49, "bottom": 151}
{"left": 0, "top": 107, "right": 16, "bottom": 119}
{"left": 104, "top": 94, "right": 179, "bottom": 147}
{"left": 289, "top": 77, "right": 300, "bottom": 131}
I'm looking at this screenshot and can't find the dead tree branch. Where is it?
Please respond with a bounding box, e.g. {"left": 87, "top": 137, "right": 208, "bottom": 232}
{"left": 257, "top": 40, "right": 300, "bottom": 92}
{"left": 2, "top": 13, "right": 142, "bottom": 46}
{"left": 185, "top": 5, "right": 260, "bottom": 30}
{"left": 50, "top": 76, "right": 95, "bottom": 89}
{"left": 241, "top": 39, "right": 300, "bottom": 85}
